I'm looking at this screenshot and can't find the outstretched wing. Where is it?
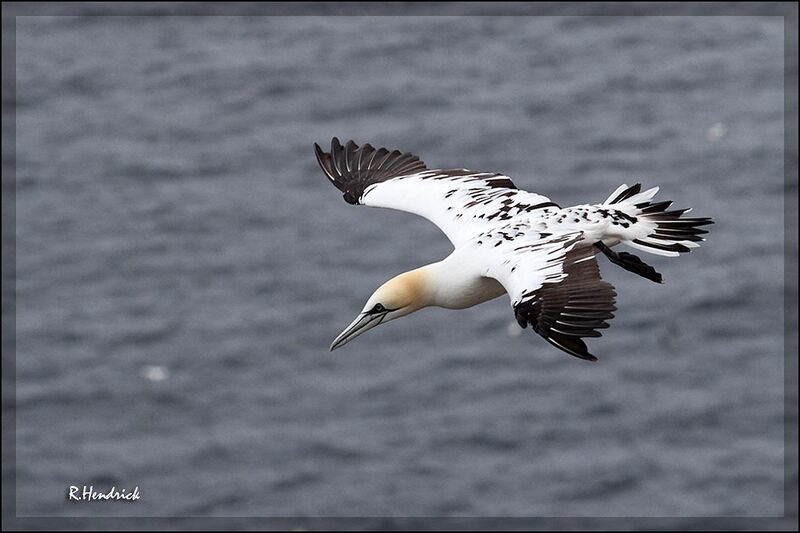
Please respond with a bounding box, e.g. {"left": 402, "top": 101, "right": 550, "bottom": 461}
{"left": 479, "top": 227, "right": 617, "bottom": 361}
{"left": 314, "top": 138, "right": 559, "bottom": 245}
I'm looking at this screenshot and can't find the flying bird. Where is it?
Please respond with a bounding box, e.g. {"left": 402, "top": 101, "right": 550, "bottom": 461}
{"left": 314, "top": 138, "right": 712, "bottom": 361}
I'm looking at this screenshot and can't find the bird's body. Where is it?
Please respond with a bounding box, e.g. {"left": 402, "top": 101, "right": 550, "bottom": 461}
{"left": 315, "top": 138, "right": 712, "bottom": 361}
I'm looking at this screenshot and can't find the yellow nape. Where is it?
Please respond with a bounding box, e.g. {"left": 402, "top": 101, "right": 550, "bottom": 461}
{"left": 372, "top": 267, "right": 432, "bottom": 313}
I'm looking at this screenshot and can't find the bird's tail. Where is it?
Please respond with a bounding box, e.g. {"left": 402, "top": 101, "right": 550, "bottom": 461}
{"left": 602, "top": 183, "right": 714, "bottom": 258}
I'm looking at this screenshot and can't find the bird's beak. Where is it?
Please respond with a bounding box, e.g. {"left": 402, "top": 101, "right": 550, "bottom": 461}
{"left": 329, "top": 311, "right": 387, "bottom": 351}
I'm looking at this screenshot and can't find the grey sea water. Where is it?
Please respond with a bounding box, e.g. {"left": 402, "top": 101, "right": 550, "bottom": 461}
{"left": 11, "top": 11, "right": 786, "bottom": 523}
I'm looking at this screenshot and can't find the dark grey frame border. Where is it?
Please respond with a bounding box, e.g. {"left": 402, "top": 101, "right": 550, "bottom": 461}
{"left": 1, "top": 2, "right": 796, "bottom": 531}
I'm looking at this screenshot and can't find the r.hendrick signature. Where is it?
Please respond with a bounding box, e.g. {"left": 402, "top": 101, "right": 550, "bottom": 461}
{"left": 68, "top": 485, "right": 140, "bottom": 502}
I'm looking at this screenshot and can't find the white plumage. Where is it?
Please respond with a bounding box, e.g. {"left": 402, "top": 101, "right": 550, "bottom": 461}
{"left": 315, "top": 138, "right": 712, "bottom": 361}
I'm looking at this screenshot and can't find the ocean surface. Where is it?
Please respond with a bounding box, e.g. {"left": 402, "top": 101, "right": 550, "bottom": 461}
{"left": 10, "top": 9, "right": 787, "bottom": 526}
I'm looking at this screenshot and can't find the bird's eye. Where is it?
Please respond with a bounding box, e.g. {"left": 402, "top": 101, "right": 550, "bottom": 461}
{"left": 372, "top": 303, "right": 385, "bottom": 313}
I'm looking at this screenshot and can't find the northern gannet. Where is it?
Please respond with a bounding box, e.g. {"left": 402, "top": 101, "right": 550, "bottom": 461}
{"left": 315, "top": 138, "right": 712, "bottom": 361}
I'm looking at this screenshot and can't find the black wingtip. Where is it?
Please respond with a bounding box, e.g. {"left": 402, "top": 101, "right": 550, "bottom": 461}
{"left": 550, "top": 337, "right": 599, "bottom": 362}
{"left": 513, "top": 244, "right": 615, "bottom": 362}
{"left": 313, "top": 142, "right": 335, "bottom": 182}
{"left": 571, "top": 350, "right": 599, "bottom": 362}
{"left": 313, "top": 138, "right": 428, "bottom": 204}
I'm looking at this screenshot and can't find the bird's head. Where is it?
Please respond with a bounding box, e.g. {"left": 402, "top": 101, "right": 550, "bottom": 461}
{"left": 329, "top": 269, "right": 430, "bottom": 351}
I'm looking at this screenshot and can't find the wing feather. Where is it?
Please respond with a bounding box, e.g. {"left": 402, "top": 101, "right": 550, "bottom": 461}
{"left": 480, "top": 229, "right": 617, "bottom": 361}
{"left": 314, "top": 138, "right": 557, "bottom": 245}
